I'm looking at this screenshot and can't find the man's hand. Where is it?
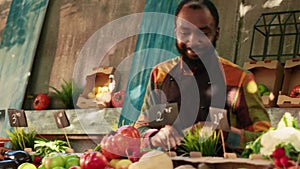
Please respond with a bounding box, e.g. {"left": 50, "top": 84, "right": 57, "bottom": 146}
{"left": 150, "top": 125, "right": 182, "bottom": 151}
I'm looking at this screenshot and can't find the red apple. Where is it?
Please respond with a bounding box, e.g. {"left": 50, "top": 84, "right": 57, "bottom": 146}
{"left": 80, "top": 152, "right": 108, "bottom": 169}
{"left": 111, "top": 90, "right": 126, "bottom": 108}
{"left": 100, "top": 125, "right": 141, "bottom": 160}
{"left": 33, "top": 93, "right": 51, "bottom": 110}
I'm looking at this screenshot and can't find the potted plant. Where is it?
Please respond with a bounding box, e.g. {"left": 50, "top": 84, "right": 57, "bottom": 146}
{"left": 6, "top": 127, "right": 37, "bottom": 150}
{"left": 49, "top": 79, "right": 81, "bottom": 109}
{"left": 176, "top": 124, "right": 221, "bottom": 156}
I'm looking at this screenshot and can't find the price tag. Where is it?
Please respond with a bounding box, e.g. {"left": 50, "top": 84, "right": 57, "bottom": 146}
{"left": 149, "top": 102, "right": 179, "bottom": 128}
{"left": 8, "top": 109, "right": 28, "bottom": 127}
{"left": 54, "top": 110, "right": 70, "bottom": 128}
{"left": 0, "top": 110, "right": 5, "bottom": 120}
{"left": 209, "top": 107, "right": 230, "bottom": 131}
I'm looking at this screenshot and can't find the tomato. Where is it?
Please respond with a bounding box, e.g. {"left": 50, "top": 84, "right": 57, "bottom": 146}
{"left": 33, "top": 93, "right": 51, "bottom": 110}
{"left": 100, "top": 125, "right": 141, "bottom": 160}
{"left": 80, "top": 152, "right": 108, "bottom": 169}
{"left": 289, "top": 85, "right": 300, "bottom": 98}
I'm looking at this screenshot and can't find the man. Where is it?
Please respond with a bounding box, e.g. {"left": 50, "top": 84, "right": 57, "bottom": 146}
{"left": 134, "top": 0, "right": 271, "bottom": 153}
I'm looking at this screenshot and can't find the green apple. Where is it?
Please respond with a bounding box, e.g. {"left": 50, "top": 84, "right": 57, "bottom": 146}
{"left": 115, "top": 159, "right": 132, "bottom": 169}
{"left": 258, "top": 84, "right": 269, "bottom": 96}
{"left": 18, "top": 162, "right": 37, "bottom": 169}
{"left": 52, "top": 167, "right": 65, "bottom": 169}
{"left": 109, "top": 159, "right": 121, "bottom": 168}
{"left": 38, "top": 164, "right": 46, "bottom": 169}
{"left": 262, "top": 91, "right": 270, "bottom": 96}
{"left": 63, "top": 154, "right": 79, "bottom": 162}
{"left": 65, "top": 157, "right": 80, "bottom": 169}
{"left": 44, "top": 155, "right": 65, "bottom": 169}
{"left": 68, "top": 166, "right": 81, "bottom": 169}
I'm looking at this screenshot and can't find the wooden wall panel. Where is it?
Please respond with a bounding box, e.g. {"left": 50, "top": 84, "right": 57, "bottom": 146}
{"left": 0, "top": 0, "right": 12, "bottom": 43}
{"left": 48, "top": 0, "right": 146, "bottom": 90}
{"left": 24, "top": 0, "right": 146, "bottom": 109}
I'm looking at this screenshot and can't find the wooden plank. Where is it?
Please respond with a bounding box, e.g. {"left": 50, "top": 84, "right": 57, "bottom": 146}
{"left": 0, "top": 0, "right": 49, "bottom": 138}
{"left": 24, "top": 109, "right": 120, "bottom": 135}
{"left": 0, "top": 0, "right": 12, "bottom": 43}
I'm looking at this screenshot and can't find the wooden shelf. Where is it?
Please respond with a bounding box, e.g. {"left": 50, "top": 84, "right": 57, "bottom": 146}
{"left": 24, "top": 108, "right": 121, "bottom": 135}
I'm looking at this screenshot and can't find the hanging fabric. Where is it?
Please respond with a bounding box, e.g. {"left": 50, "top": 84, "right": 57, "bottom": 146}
{"left": 119, "top": 0, "right": 182, "bottom": 126}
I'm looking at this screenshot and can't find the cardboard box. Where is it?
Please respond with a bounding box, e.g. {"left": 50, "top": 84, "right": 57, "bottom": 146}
{"left": 243, "top": 60, "right": 284, "bottom": 107}
{"left": 277, "top": 59, "right": 300, "bottom": 107}
{"left": 77, "top": 66, "right": 115, "bottom": 109}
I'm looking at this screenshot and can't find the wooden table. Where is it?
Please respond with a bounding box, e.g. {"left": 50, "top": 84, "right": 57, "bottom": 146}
{"left": 172, "top": 156, "right": 273, "bottom": 169}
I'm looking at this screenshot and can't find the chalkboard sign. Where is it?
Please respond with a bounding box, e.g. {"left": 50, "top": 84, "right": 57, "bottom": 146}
{"left": 8, "top": 109, "right": 28, "bottom": 127}
{"left": 149, "top": 103, "right": 179, "bottom": 128}
{"left": 0, "top": 110, "right": 5, "bottom": 119}
{"left": 53, "top": 110, "right": 70, "bottom": 128}
{"left": 209, "top": 107, "right": 230, "bottom": 131}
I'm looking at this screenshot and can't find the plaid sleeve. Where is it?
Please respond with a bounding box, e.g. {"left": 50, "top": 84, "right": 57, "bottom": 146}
{"left": 231, "top": 72, "right": 271, "bottom": 149}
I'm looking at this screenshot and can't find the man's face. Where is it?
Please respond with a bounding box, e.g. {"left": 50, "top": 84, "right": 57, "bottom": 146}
{"left": 175, "top": 5, "right": 219, "bottom": 60}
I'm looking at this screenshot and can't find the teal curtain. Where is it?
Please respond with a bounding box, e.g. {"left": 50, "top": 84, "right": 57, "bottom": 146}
{"left": 0, "top": 0, "right": 49, "bottom": 141}
{"left": 119, "top": 0, "right": 182, "bottom": 126}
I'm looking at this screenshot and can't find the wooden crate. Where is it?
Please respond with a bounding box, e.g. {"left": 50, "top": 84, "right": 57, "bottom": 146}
{"left": 277, "top": 59, "right": 300, "bottom": 107}
{"left": 77, "top": 66, "right": 115, "bottom": 109}
{"left": 243, "top": 60, "right": 284, "bottom": 107}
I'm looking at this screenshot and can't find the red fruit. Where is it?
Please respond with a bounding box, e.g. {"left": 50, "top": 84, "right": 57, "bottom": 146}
{"left": 80, "top": 151, "right": 108, "bottom": 169}
{"left": 289, "top": 85, "right": 300, "bottom": 98}
{"left": 32, "top": 156, "right": 42, "bottom": 167}
{"left": 280, "top": 156, "right": 289, "bottom": 167}
{"left": 117, "top": 125, "right": 140, "bottom": 138}
{"left": 33, "top": 156, "right": 42, "bottom": 163}
{"left": 111, "top": 90, "right": 126, "bottom": 108}
{"left": 274, "top": 158, "right": 283, "bottom": 167}
{"left": 100, "top": 132, "right": 121, "bottom": 160}
{"left": 33, "top": 93, "right": 50, "bottom": 110}
{"left": 272, "top": 147, "right": 286, "bottom": 159}
{"left": 104, "top": 167, "right": 114, "bottom": 169}
{"left": 279, "top": 156, "right": 294, "bottom": 168}
{"left": 100, "top": 125, "right": 141, "bottom": 160}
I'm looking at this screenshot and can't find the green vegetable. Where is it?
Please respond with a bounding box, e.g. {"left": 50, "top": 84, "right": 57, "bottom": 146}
{"left": 241, "top": 112, "right": 300, "bottom": 159}
{"left": 241, "top": 133, "right": 264, "bottom": 158}
{"left": 34, "top": 139, "right": 69, "bottom": 158}
{"left": 49, "top": 79, "right": 81, "bottom": 109}
{"left": 177, "top": 125, "right": 220, "bottom": 156}
{"left": 6, "top": 127, "right": 37, "bottom": 150}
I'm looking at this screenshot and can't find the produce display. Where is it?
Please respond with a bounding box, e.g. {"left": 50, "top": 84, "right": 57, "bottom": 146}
{"left": 2, "top": 119, "right": 300, "bottom": 169}
{"left": 242, "top": 112, "right": 300, "bottom": 168}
